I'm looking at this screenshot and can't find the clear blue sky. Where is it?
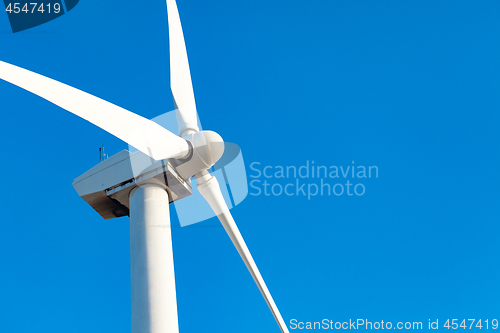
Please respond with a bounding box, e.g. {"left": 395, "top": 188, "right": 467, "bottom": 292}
{"left": 0, "top": 1, "right": 499, "bottom": 332}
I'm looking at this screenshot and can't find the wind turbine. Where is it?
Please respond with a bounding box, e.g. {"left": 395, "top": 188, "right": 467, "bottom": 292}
{"left": 0, "top": 0, "right": 289, "bottom": 332}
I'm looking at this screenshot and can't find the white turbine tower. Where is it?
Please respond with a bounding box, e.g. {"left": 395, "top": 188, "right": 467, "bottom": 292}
{"left": 0, "top": 1, "right": 289, "bottom": 333}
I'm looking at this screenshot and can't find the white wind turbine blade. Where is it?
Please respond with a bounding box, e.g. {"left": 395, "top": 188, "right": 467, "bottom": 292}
{"left": 166, "top": 0, "right": 200, "bottom": 137}
{"left": 0, "top": 60, "right": 190, "bottom": 161}
{"left": 197, "top": 175, "right": 289, "bottom": 333}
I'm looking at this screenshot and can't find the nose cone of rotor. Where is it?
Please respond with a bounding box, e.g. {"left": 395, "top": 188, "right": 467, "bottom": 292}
{"left": 191, "top": 130, "right": 225, "bottom": 167}
{"left": 204, "top": 130, "right": 225, "bottom": 165}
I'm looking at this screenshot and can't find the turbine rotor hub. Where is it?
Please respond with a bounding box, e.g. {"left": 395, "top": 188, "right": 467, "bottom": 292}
{"left": 174, "top": 130, "right": 225, "bottom": 179}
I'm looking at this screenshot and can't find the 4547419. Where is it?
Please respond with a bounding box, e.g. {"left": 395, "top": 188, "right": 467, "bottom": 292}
{"left": 442, "top": 319, "right": 498, "bottom": 330}
{"left": 5, "top": 2, "right": 62, "bottom": 14}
